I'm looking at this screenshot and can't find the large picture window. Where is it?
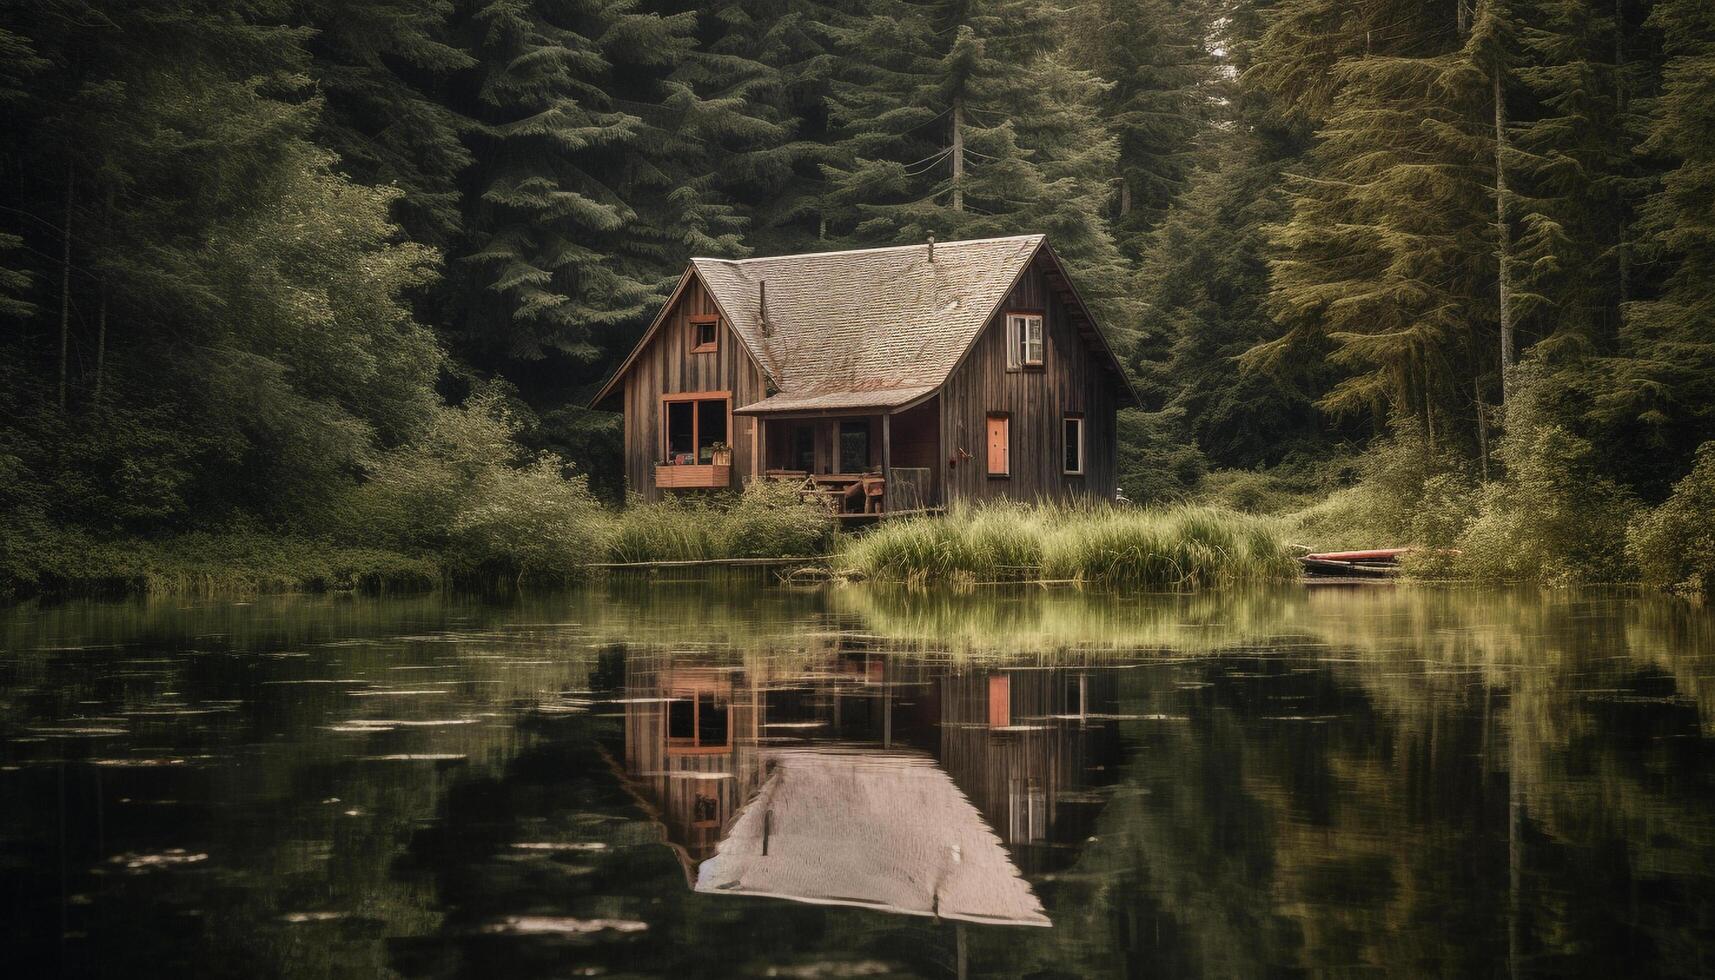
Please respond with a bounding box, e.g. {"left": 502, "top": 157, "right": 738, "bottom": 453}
{"left": 660, "top": 392, "right": 730, "bottom": 465}
{"left": 1006, "top": 312, "right": 1044, "bottom": 369}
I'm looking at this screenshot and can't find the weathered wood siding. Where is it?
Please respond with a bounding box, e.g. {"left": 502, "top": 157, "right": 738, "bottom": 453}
{"left": 938, "top": 255, "right": 1119, "bottom": 503}
{"left": 621, "top": 275, "right": 770, "bottom": 501}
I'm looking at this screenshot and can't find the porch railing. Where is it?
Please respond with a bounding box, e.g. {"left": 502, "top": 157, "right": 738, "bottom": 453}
{"left": 888, "top": 467, "right": 931, "bottom": 513}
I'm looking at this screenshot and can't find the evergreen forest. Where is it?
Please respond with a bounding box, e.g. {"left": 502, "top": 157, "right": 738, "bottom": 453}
{"left": 2, "top": 0, "right": 1713, "bottom": 593}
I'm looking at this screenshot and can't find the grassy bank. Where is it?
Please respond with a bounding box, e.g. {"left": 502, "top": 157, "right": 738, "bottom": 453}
{"left": 0, "top": 480, "right": 837, "bottom": 600}
{"left": 0, "top": 528, "right": 441, "bottom": 599}
{"left": 835, "top": 502, "right": 1298, "bottom": 588}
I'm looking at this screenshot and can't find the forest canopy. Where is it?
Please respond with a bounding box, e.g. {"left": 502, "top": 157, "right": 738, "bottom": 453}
{"left": 1, "top": 0, "right": 1711, "bottom": 591}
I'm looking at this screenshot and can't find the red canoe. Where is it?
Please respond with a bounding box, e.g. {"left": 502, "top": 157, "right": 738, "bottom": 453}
{"left": 1302, "top": 548, "right": 1411, "bottom": 562}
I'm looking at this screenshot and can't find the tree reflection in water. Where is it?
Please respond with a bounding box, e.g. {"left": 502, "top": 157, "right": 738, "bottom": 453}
{"left": 0, "top": 583, "right": 1711, "bottom": 977}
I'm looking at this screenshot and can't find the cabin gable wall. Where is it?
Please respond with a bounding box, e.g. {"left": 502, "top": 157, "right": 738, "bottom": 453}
{"left": 620, "top": 275, "right": 770, "bottom": 501}
{"left": 937, "top": 255, "right": 1119, "bottom": 503}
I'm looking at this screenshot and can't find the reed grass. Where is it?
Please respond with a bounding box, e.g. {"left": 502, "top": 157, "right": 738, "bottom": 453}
{"left": 603, "top": 480, "right": 836, "bottom": 564}
{"left": 835, "top": 501, "right": 1298, "bottom": 589}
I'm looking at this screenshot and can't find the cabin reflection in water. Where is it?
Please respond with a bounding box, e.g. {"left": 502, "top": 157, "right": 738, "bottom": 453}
{"left": 615, "top": 650, "right": 1120, "bottom": 924}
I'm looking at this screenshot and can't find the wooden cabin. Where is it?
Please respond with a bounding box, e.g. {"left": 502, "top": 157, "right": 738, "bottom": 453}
{"left": 591, "top": 234, "right": 1138, "bottom": 514}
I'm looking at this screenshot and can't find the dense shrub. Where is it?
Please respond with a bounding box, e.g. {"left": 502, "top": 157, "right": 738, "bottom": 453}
{"left": 1628, "top": 442, "right": 1715, "bottom": 594}
{"left": 1444, "top": 376, "right": 1638, "bottom": 583}
{"left": 338, "top": 392, "right": 607, "bottom": 585}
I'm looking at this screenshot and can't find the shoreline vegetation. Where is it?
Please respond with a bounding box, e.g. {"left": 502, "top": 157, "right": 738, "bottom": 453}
{"left": 3, "top": 359, "right": 1709, "bottom": 604}
{"left": 8, "top": 444, "right": 1709, "bottom": 601}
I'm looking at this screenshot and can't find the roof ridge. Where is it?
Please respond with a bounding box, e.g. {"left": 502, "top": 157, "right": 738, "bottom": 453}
{"left": 691, "top": 233, "right": 1044, "bottom": 266}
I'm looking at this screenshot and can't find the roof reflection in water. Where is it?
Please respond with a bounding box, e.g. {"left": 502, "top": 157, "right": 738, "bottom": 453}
{"left": 615, "top": 648, "right": 1121, "bottom": 927}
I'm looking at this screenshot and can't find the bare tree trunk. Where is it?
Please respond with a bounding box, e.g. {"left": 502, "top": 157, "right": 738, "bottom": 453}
{"left": 1476, "top": 382, "right": 1491, "bottom": 482}
{"left": 1613, "top": 0, "right": 1629, "bottom": 328}
{"left": 93, "top": 186, "right": 111, "bottom": 406}
{"left": 1423, "top": 359, "right": 1436, "bottom": 450}
{"left": 92, "top": 288, "right": 106, "bottom": 406}
{"left": 1494, "top": 66, "right": 1515, "bottom": 406}
{"left": 57, "top": 164, "right": 73, "bottom": 412}
{"left": 1118, "top": 178, "right": 1131, "bottom": 218}
{"left": 951, "top": 95, "right": 965, "bottom": 212}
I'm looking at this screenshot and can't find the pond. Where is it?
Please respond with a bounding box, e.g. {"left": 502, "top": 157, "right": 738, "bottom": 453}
{"left": 2, "top": 580, "right": 1713, "bottom": 977}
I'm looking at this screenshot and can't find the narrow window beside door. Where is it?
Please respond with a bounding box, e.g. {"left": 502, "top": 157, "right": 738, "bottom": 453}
{"left": 1063, "top": 415, "right": 1084, "bottom": 475}
{"left": 987, "top": 415, "right": 1009, "bottom": 477}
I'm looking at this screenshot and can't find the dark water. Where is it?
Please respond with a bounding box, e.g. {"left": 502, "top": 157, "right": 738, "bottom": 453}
{"left": 2, "top": 581, "right": 1713, "bottom": 978}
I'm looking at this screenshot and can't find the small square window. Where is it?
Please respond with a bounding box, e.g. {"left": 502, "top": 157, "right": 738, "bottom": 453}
{"left": 691, "top": 316, "right": 719, "bottom": 352}
{"left": 1007, "top": 313, "right": 1043, "bottom": 368}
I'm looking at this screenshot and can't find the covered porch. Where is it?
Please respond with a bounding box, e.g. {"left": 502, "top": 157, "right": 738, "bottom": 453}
{"left": 746, "top": 396, "right": 943, "bottom": 519}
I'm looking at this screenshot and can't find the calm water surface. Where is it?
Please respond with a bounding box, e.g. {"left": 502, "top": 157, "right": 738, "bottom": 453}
{"left": 2, "top": 581, "right": 1713, "bottom": 977}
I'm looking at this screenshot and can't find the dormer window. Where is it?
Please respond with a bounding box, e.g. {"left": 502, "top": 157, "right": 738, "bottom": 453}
{"left": 1007, "top": 312, "right": 1044, "bottom": 369}
{"left": 691, "top": 315, "right": 719, "bottom": 353}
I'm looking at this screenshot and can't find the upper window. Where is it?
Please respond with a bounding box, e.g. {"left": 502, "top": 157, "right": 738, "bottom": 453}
{"left": 1063, "top": 415, "right": 1085, "bottom": 476}
{"left": 1006, "top": 313, "right": 1044, "bottom": 369}
{"left": 691, "top": 315, "right": 719, "bottom": 353}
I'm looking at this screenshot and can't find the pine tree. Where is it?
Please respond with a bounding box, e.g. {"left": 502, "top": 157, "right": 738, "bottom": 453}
{"left": 0, "top": 25, "right": 45, "bottom": 318}
{"left": 1065, "top": 0, "right": 1213, "bottom": 257}
{"left": 1250, "top": 0, "right": 1503, "bottom": 453}
{"left": 299, "top": 0, "right": 476, "bottom": 248}
{"left": 455, "top": 0, "right": 748, "bottom": 370}
{"left": 1614, "top": 0, "right": 1715, "bottom": 488}
{"left": 821, "top": 0, "right": 1129, "bottom": 320}
{"left": 665, "top": 0, "right": 853, "bottom": 252}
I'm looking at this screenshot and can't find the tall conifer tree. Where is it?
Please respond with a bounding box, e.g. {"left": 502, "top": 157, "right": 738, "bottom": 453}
{"left": 820, "top": 0, "right": 1129, "bottom": 321}
{"left": 1615, "top": 0, "right": 1715, "bottom": 486}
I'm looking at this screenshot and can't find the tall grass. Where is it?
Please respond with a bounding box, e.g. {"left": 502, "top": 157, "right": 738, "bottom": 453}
{"left": 836, "top": 501, "right": 1297, "bottom": 589}
{"left": 603, "top": 480, "right": 836, "bottom": 564}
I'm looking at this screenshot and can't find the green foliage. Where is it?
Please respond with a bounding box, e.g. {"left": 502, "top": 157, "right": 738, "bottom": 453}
{"left": 1627, "top": 442, "right": 1715, "bottom": 594}
{"left": 1116, "top": 407, "right": 1209, "bottom": 504}
{"left": 2, "top": 0, "right": 1714, "bottom": 598}
{"left": 836, "top": 501, "right": 1297, "bottom": 589}
{"left": 820, "top": 0, "right": 1132, "bottom": 322}
{"left": 338, "top": 392, "right": 607, "bottom": 585}
{"left": 0, "top": 519, "right": 436, "bottom": 599}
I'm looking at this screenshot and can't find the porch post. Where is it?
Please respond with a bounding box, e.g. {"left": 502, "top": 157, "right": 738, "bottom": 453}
{"left": 881, "top": 411, "right": 893, "bottom": 513}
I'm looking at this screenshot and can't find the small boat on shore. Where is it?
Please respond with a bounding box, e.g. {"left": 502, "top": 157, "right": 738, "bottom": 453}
{"left": 1298, "top": 548, "right": 1410, "bottom": 578}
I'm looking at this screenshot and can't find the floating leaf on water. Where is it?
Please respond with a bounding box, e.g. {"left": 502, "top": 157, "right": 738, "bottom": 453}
{"left": 479, "top": 916, "right": 648, "bottom": 936}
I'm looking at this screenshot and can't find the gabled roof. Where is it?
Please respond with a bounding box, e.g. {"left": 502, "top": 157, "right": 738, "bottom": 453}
{"left": 694, "top": 746, "right": 1051, "bottom": 927}
{"left": 591, "top": 234, "right": 1137, "bottom": 413}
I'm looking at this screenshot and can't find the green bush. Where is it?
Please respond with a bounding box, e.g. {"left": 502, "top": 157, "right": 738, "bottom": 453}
{"left": 1445, "top": 375, "right": 1638, "bottom": 583}
{"left": 1628, "top": 442, "right": 1715, "bottom": 594}
{"left": 338, "top": 392, "right": 608, "bottom": 586}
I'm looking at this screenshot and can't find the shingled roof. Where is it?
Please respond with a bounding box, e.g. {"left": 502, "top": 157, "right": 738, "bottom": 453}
{"left": 694, "top": 746, "right": 1051, "bottom": 927}
{"left": 592, "top": 234, "right": 1134, "bottom": 413}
